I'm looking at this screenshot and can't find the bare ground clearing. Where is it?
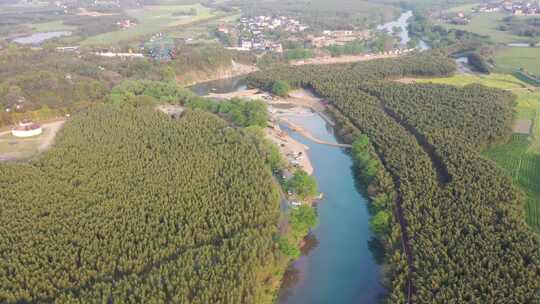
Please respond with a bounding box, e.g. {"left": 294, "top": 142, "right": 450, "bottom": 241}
{"left": 514, "top": 119, "right": 532, "bottom": 135}
{"left": 290, "top": 53, "right": 400, "bottom": 66}
{"left": 0, "top": 120, "right": 65, "bottom": 162}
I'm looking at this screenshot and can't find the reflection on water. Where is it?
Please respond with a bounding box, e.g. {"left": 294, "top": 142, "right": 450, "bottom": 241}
{"left": 368, "top": 237, "right": 386, "bottom": 265}
{"left": 188, "top": 66, "right": 385, "bottom": 304}
{"left": 507, "top": 43, "right": 534, "bottom": 48}
{"left": 13, "top": 31, "right": 72, "bottom": 45}
{"left": 188, "top": 76, "right": 247, "bottom": 96}
{"left": 278, "top": 114, "right": 384, "bottom": 304}
{"left": 300, "top": 232, "right": 320, "bottom": 256}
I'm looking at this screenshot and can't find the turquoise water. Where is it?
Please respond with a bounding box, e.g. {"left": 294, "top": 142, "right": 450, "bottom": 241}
{"left": 279, "top": 114, "right": 384, "bottom": 304}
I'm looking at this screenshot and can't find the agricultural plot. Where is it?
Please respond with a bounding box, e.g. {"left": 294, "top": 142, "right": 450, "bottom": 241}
{"left": 436, "top": 12, "right": 533, "bottom": 44}
{"left": 416, "top": 73, "right": 528, "bottom": 89}
{"left": 484, "top": 135, "right": 540, "bottom": 229}
{"left": 28, "top": 20, "right": 76, "bottom": 33}
{"left": 418, "top": 73, "right": 540, "bottom": 229}
{"left": 81, "top": 4, "right": 219, "bottom": 45}
{"left": 494, "top": 47, "right": 540, "bottom": 75}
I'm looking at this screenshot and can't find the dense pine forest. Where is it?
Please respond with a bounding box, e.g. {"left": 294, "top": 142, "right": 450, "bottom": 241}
{"left": 0, "top": 105, "right": 284, "bottom": 303}
{"left": 247, "top": 54, "right": 540, "bottom": 303}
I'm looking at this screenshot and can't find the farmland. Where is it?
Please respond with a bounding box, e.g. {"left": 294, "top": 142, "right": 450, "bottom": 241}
{"left": 435, "top": 12, "right": 534, "bottom": 44}
{"left": 494, "top": 47, "right": 540, "bottom": 75}
{"left": 27, "top": 20, "right": 76, "bottom": 33}
{"left": 415, "top": 73, "right": 540, "bottom": 229}
{"left": 430, "top": 0, "right": 540, "bottom": 44}
{"left": 81, "top": 4, "right": 221, "bottom": 45}
{"left": 484, "top": 135, "right": 540, "bottom": 229}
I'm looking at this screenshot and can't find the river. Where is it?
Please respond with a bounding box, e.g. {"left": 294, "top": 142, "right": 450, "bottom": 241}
{"left": 187, "top": 11, "right": 433, "bottom": 302}
{"left": 190, "top": 78, "right": 385, "bottom": 303}
{"left": 277, "top": 114, "right": 384, "bottom": 304}
{"left": 377, "top": 10, "right": 429, "bottom": 50}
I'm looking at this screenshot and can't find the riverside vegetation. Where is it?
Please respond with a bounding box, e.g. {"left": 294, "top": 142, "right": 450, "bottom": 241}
{"left": 247, "top": 52, "right": 540, "bottom": 303}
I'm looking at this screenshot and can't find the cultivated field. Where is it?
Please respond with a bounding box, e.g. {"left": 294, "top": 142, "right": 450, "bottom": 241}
{"left": 484, "top": 135, "right": 540, "bottom": 229}
{"left": 81, "top": 4, "right": 218, "bottom": 45}
{"left": 28, "top": 20, "right": 76, "bottom": 33}
{"left": 436, "top": 11, "right": 533, "bottom": 44}
{"left": 417, "top": 73, "right": 540, "bottom": 230}
{"left": 494, "top": 47, "right": 540, "bottom": 75}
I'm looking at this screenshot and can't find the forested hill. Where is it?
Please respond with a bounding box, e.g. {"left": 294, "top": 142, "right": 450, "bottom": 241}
{"left": 247, "top": 54, "right": 540, "bottom": 303}
{"left": 0, "top": 106, "right": 281, "bottom": 303}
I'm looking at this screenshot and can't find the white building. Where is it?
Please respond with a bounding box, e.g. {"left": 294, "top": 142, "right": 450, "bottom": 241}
{"left": 12, "top": 122, "right": 42, "bottom": 138}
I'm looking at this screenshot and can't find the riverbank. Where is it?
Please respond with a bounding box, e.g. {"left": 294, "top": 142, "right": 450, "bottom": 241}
{"left": 204, "top": 88, "right": 347, "bottom": 174}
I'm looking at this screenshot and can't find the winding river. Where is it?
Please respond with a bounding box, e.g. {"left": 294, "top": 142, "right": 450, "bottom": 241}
{"left": 187, "top": 11, "right": 431, "bottom": 302}
{"left": 277, "top": 115, "right": 384, "bottom": 304}
{"left": 191, "top": 79, "right": 385, "bottom": 303}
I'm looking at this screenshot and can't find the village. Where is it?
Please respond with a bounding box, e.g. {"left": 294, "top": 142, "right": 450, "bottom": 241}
{"left": 446, "top": 1, "right": 540, "bottom": 25}
{"left": 475, "top": 0, "right": 540, "bottom": 15}
{"left": 218, "top": 14, "right": 372, "bottom": 53}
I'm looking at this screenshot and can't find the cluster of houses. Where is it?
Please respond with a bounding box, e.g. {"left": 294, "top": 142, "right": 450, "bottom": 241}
{"left": 117, "top": 19, "right": 136, "bottom": 29}
{"left": 307, "top": 30, "right": 371, "bottom": 48}
{"left": 444, "top": 12, "right": 472, "bottom": 25}
{"left": 474, "top": 1, "right": 540, "bottom": 15}
{"left": 443, "top": 1, "right": 540, "bottom": 25}
{"left": 220, "top": 15, "right": 310, "bottom": 52}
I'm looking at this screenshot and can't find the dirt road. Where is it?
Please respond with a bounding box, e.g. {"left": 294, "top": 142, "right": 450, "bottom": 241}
{"left": 38, "top": 120, "right": 65, "bottom": 151}
{"left": 290, "top": 53, "right": 401, "bottom": 66}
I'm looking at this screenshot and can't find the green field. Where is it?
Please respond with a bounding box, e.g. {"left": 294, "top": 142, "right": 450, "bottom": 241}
{"left": 28, "top": 20, "right": 76, "bottom": 32}
{"left": 436, "top": 12, "right": 533, "bottom": 44}
{"left": 0, "top": 130, "right": 48, "bottom": 160}
{"left": 494, "top": 47, "right": 540, "bottom": 75}
{"left": 417, "top": 73, "right": 540, "bottom": 229}
{"left": 81, "top": 4, "right": 218, "bottom": 45}
{"left": 484, "top": 135, "right": 540, "bottom": 229}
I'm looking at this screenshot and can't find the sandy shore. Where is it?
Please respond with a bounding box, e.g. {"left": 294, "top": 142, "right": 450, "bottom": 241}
{"left": 266, "top": 123, "right": 313, "bottom": 175}
{"left": 206, "top": 88, "right": 347, "bottom": 174}
{"left": 290, "top": 53, "right": 400, "bottom": 66}
{"left": 182, "top": 61, "right": 258, "bottom": 87}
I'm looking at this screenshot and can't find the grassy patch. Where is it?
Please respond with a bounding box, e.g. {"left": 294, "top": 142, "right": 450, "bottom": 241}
{"left": 494, "top": 47, "right": 540, "bottom": 75}
{"left": 484, "top": 135, "right": 540, "bottom": 229}
{"left": 416, "top": 73, "right": 526, "bottom": 89}
{"left": 0, "top": 132, "right": 42, "bottom": 160}
{"left": 81, "top": 4, "right": 218, "bottom": 45}
{"left": 28, "top": 20, "right": 76, "bottom": 32}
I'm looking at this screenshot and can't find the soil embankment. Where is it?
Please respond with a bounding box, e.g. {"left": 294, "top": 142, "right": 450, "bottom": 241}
{"left": 180, "top": 61, "right": 258, "bottom": 87}
{"left": 290, "top": 53, "right": 400, "bottom": 66}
